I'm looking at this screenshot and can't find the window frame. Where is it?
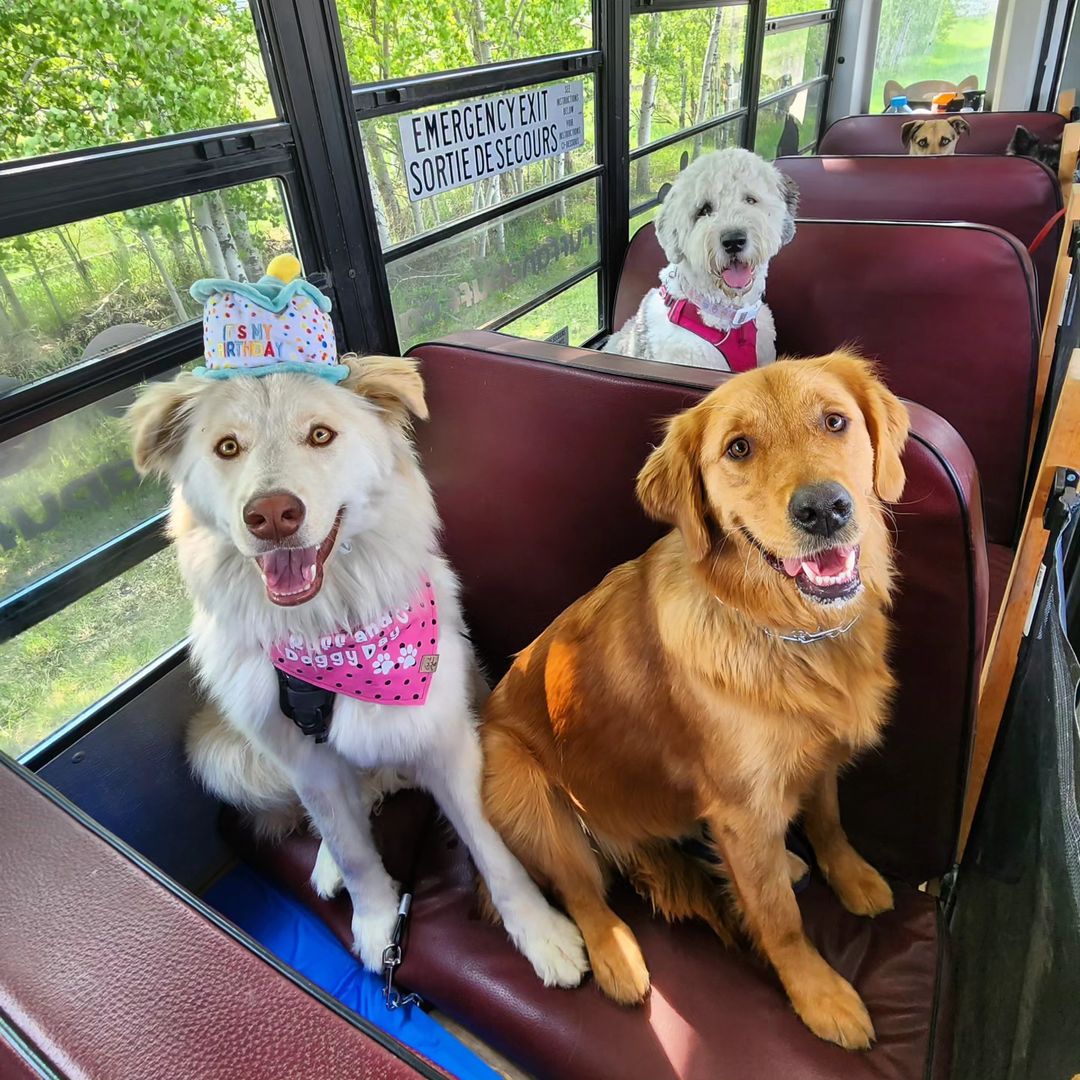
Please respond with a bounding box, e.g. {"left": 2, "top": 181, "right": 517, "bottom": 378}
{"left": 0, "top": 0, "right": 843, "bottom": 766}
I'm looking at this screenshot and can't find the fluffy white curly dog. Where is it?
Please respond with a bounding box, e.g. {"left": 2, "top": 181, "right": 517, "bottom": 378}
{"left": 129, "top": 355, "right": 587, "bottom": 988}
{"left": 607, "top": 147, "right": 799, "bottom": 370}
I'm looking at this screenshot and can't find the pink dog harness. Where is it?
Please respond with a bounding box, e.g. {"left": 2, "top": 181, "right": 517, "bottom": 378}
{"left": 270, "top": 579, "right": 440, "bottom": 718}
{"left": 659, "top": 286, "right": 759, "bottom": 373}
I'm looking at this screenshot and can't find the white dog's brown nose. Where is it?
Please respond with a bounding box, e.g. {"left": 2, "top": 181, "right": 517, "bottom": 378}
{"left": 244, "top": 491, "right": 305, "bottom": 542}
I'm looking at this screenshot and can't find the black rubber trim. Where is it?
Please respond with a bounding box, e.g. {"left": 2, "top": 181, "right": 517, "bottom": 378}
{"left": 0, "top": 1012, "right": 60, "bottom": 1080}
{"left": 922, "top": 899, "right": 953, "bottom": 1080}
{"left": 0, "top": 754, "right": 445, "bottom": 1080}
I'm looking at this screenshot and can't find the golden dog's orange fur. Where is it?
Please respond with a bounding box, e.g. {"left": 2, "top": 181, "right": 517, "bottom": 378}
{"left": 480, "top": 353, "right": 909, "bottom": 1049}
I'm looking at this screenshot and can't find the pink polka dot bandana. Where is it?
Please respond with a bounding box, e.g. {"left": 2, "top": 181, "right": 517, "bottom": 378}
{"left": 269, "top": 579, "right": 440, "bottom": 706}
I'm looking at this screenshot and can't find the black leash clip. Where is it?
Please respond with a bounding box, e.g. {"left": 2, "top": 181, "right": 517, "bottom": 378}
{"left": 382, "top": 893, "right": 422, "bottom": 1011}
{"left": 276, "top": 669, "right": 334, "bottom": 743}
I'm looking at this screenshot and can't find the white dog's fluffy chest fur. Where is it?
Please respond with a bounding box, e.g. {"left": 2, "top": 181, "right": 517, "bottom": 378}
{"left": 612, "top": 287, "right": 777, "bottom": 371}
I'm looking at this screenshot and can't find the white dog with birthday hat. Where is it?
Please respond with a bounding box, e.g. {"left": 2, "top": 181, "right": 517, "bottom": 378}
{"left": 129, "top": 255, "right": 587, "bottom": 987}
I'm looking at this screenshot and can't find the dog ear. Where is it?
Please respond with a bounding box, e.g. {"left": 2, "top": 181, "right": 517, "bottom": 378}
{"left": 654, "top": 199, "right": 684, "bottom": 263}
{"left": 901, "top": 120, "right": 921, "bottom": 149}
{"left": 636, "top": 407, "right": 712, "bottom": 562}
{"left": 128, "top": 373, "right": 203, "bottom": 478}
{"left": 343, "top": 355, "right": 429, "bottom": 424}
{"left": 777, "top": 171, "right": 799, "bottom": 246}
{"left": 827, "top": 354, "right": 910, "bottom": 503}
{"left": 948, "top": 117, "right": 970, "bottom": 137}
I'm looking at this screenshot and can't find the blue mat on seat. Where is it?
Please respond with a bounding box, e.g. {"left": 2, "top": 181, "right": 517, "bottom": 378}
{"left": 206, "top": 864, "right": 499, "bottom": 1080}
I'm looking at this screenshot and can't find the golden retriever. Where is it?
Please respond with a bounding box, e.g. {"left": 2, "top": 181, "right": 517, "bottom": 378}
{"left": 480, "top": 353, "right": 909, "bottom": 1049}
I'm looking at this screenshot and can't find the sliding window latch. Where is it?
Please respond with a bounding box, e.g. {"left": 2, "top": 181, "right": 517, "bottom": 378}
{"left": 198, "top": 129, "right": 279, "bottom": 160}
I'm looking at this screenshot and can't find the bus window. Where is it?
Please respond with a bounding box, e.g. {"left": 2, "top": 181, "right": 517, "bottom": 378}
{"left": 0, "top": 1, "right": 275, "bottom": 161}
{"left": 872, "top": 0, "right": 1000, "bottom": 111}
{"left": 0, "top": 182, "right": 293, "bottom": 388}
{"left": 338, "top": 0, "right": 593, "bottom": 85}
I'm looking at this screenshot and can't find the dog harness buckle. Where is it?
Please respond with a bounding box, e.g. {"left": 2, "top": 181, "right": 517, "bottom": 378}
{"left": 277, "top": 669, "right": 335, "bottom": 743}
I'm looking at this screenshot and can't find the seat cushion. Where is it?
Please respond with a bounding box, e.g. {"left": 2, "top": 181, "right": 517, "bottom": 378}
{"left": 775, "top": 155, "right": 1062, "bottom": 320}
{"left": 818, "top": 111, "right": 1066, "bottom": 156}
{"left": 987, "top": 542, "right": 1015, "bottom": 630}
{"left": 234, "top": 816, "right": 954, "bottom": 1080}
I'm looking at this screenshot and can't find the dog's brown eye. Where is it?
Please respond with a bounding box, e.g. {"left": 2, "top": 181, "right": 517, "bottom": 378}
{"left": 727, "top": 437, "right": 751, "bottom": 459}
{"left": 308, "top": 424, "right": 336, "bottom": 447}
{"left": 696, "top": 202, "right": 713, "bottom": 219}
{"left": 214, "top": 436, "right": 240, "bottom": 459}
{"left": 825, "top": 413, "right": 847, "bottom": 433}
{"left": 744, "top": 194, "right": 758, "bottom": 205}
{"left": 918, "top": 138, "right": 929, "bottom": 148}
{"left": 940, "top": 137, "right": 950, "bottom": 147}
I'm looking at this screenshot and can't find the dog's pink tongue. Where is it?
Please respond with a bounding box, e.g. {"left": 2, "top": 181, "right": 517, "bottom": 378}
{"left": 256, "top": 547, "right": 318, "bottom": 596}
{"left": 721, "top": 263, "right": 754, "bottom": 289}
{"left": 803, "top": 546, "right": 854, "bottom": 576}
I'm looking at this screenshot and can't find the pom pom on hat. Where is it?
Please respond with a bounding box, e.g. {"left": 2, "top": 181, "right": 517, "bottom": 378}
{"left": 191, "top": 254, "right": 347, "bottom": 383}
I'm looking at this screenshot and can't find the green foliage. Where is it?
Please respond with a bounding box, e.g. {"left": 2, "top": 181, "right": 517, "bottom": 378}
{"left": 0, "top": 0, "right": 272, "bottom": 161}
{"left": 871, "top": 10, "right": 997, "bottom": 109}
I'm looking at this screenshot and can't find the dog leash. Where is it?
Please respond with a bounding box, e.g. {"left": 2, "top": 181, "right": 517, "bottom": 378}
{"left": 382, "top": 893, "right": 423, "bottom": 1010}
{"left": 1029, "top": 207, "right": 1066, "bottom": 256}
{"left": 277, "top": 669, "right": 335, "bottom": 742}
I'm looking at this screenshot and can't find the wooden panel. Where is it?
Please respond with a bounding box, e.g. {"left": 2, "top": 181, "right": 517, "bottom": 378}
{"left": 960, "top": 349, "right": 1080, "bottom": 854}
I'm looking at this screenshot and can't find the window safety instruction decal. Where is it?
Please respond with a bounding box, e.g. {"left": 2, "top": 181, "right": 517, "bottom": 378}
{"left": 399, "top": 81, "right": 585, "bottom": 202}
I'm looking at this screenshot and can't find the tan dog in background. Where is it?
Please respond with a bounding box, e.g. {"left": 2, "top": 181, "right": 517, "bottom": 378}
{"left": 902, "top": 116, "right": 969, "bottom": 155}
{"left": 480, "top": 353, "right": 909, "bottom": 1049}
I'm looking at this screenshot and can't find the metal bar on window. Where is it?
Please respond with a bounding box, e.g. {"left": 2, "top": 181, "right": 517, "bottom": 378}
{"left": 763, "top": 9, "right": 834, "bottom": 34}
{"left": 817, "top": 0, "right": 844, "bottom": 140}
{"left": 743, "top": 0, "right": 769, "bottom": 150}
{"left": 0, "top": 122, "right": 295, "bottom": 240}
{"left": 485, "top": 261, "right": 602, "bottom": 332}
{"left": 383, "top": 167, "right": 604, "bottom": 264}
{"left": 597, "top": 0, "right": 632, "bottom": 333}
{"left": 629, "top": 109, "right": 747, "bottom": 160}
{"left": 0, "top": 324, "right": 202, "bottom": 445}
{"left": 19, "top": 639, "right": 189, "bottom": 769}
{"left": 631, "top": 0, "right": 750, "bottom": 14}
{"left": 0, "top": 513, "right": 170, "bottom": 645}
{"left": 757, "top": 74, "right": 829, "bottom": 109}
{"left": 352, "top": 51, "right": 601, "bottom": 118}
{"left": 260, "top": 0, "right": 398, "bottom": 354}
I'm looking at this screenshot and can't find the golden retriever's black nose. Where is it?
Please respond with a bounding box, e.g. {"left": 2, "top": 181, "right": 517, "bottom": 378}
{"left": 790, "top": 482, "right": 853, "bottom": 538}
{"left": 720, "top": 229, "right": 747, "bottom": 255}
{"left": 244, "top": 491, "right": 306, "bottom": 541}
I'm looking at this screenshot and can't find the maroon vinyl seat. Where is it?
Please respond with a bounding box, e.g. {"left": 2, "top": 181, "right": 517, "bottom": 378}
{"left": 775, "top": 155, "right": 1062, "bottom": 319}
{"left": 613, "top": 220, "right": 1036, "bottom": 615}
{"left": 818, "top": 111, "right": 1066, "bottom": 157}
{"left": 234, "top": 333, "right": 989, "bottom": 1080}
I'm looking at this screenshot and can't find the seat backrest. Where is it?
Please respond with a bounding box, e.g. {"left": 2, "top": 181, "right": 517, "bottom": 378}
{"left": 819, "top": 111, "right": 1066, "bottom": 156}
{"left": 410, "top": 330, "right": 988, "bottom": 884}
{"left": 775, "top": 154, "right": 1062, "bottom": 319}
{"left": 613, "top": 220, "right": 1038, "bottom": 546}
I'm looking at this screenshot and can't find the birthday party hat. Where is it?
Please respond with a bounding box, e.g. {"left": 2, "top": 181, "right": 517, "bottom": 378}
{"left": 191, "top": 254, "right": 348, "bottom": 383}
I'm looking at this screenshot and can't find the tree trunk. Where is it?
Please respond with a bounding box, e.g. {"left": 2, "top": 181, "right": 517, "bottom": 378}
{"left": 138, "top": 228, "right": 189, "bottom": 321}
{"left": 194, "top": 197, "right": 228, "bottom": 277}
{"left": 679, "top": 61, "right": 688, "bottom": 129}
{"left": 694, "top": 9, "right": 724, "bottom": 156}
{"left": 0, "top": 294, "right": 12, "bottom": 338}
{"left": 104, "top": 219, "right": 133, "bottom": 279}
{"left": 635, "top": 14, "right": 663, "bottom": 199}
{"left": 56, "top": 227, "right": 94, "bottom": 293}
{"left": 225, "top": 205, "right": 264, "bottom": 279}
{"left": 183, "top": 199, "right": 210, "bottom": 274}
{"left": 209, "top": 193, "right": 247, "bottom": 280}
{"left": 24, "top": 246, "right": 65, "bottom": 328}
{"left": 0, "top": 262, "right": 30, "bottom": 330}
{"left": 466, "top": 0, "right": 494, "bottom": 65}
{"left": 368, "top": 170, "right": 392, "bottom": 249}
{"left": 367, "top": 131, "right": 406, "bottom": 242}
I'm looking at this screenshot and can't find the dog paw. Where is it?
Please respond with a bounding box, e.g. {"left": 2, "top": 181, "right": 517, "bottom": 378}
{"left": 786, "top": 850, "right": 810, "bottom": 886}
{"left": 310, "top": 842, "right": 344, "bottom": 899}
{"left": 508, "top": 904, "right": 589, "bottom": 989}
{"left": 832, "top": 859, "right": 893, "bottom": 918}
{"left": 350, "top": 896, "right": 401, "bottom": 973}
{"left": 588, "top": 919, "right": 651, "bottom": 1005}
{"left": 792, "top": 968, "right": 875, "bottom": 1050}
